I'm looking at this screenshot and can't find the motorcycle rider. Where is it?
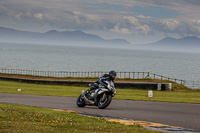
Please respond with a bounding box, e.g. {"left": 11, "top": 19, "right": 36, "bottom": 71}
{"left": 86, "top": 70, "right": 117, "bottom": 96}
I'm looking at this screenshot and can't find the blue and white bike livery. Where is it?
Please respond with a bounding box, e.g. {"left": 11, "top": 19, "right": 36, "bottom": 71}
{"left": 76, "top": 80, "right": 116, "bottom": 109}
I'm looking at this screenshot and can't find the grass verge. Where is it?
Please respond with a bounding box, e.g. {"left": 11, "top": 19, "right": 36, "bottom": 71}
{"left": 0, "top": 103, "right": 161, "bottom": 133}
{"left": 0, "top": 80, "right": 200, "bottom": 104}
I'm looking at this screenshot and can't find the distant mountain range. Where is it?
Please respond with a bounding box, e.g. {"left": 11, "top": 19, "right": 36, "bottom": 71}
{"left": 135, "top": 36, "right": 200, "bottom": 52}
{"left": 0, "top": 26, "right": 130, "bottom": 46}
{"left": 0, "top": 26, "right": 200, "bottom": 52}
{"left": 152, "top": 36, "right": 200, "bottom": 46}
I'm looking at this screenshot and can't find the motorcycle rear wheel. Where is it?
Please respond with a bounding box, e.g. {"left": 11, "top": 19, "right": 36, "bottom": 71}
{"left": 77, "top": 95, "right": 86, "bottom": 107}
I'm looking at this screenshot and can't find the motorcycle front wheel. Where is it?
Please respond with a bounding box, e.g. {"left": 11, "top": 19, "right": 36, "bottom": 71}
{"left": 98, "top": 94, "right": 112, "bottom": 109}
{"left": 76, "top": 95, "right": 86, "bottom": 107}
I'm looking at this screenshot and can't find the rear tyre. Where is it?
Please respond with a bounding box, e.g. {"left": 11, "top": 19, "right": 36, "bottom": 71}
{"left": 98, "top": 94, "right": 112, "bottom": 109}
{"left": 76, "top": 95, "right": 86, "bottom": 107}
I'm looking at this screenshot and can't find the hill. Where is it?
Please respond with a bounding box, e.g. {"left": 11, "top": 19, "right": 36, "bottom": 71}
{"left": 135, "top": 36, "right": 200, "bottom": 52}
{"left": 0, "top": 26, "right": 130, "bottom": 47}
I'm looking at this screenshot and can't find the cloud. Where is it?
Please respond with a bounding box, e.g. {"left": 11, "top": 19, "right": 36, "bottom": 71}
{"left": 137, "top": 24, "right": 151, "bottom": 35}
{"left": 132, "top": 5, "right": 181, "bottom": 18}
{"left": 192, "top": 20, "right": 200, "bottom": 33}
{"left": 109, "top": 16, "right": 152, "bottom": 35}
{"left": 147, "top": 18, "right": 200, "bottom": 36}
{"left": 161, "top": 19, "right": 180, "bottom": 31}
{"left": 137, "top": 15, "right": 151, "bottom": 18}
{"left": 124, "top": 16, "right": 140, "bottom": 25}
{"left": 0, "top": 0, "right": 200, "bottom": 38}
{"left": 109, "top": 23, "right": 132, "bottom": 34}
{"left": 34, "top": 13, "right": 43, "bottom": 20}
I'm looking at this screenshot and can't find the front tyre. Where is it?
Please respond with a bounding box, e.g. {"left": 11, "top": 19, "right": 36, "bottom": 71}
{"left": 76, "top": 95, "right": 86, "bottom": 107}
{"left": 98, "top": 94, "right": 112, "bottom": 109}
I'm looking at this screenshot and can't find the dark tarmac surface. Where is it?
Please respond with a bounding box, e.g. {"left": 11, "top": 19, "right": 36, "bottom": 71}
{"left": 0, "top": 93, "right": 200, "bottom": 132}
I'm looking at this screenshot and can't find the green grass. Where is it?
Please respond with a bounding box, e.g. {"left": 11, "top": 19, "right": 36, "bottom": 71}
{"left": 116, "top": 89, "right": 200, "bottom": 103}
{"left": 0, "top": 80, "right": 200, "bottom": 104}
{"left": 0, "top": 103, "right": 161, "bottom": 133}
{"left": 0, "top": 80, "right": 81, "bottom": 97}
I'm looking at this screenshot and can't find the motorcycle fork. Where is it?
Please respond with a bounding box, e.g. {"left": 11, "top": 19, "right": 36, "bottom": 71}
{"left": 102, "top": 92, "right": 106, "bottom": 99}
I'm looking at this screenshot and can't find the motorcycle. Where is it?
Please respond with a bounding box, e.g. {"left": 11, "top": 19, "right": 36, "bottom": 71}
{"left": 76, "top": 81, "right": 116, "bottom": 109}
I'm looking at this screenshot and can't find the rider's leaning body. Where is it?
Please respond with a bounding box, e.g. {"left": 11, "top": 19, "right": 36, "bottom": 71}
{"left": 86, "top": 70, "right": 117, "bottom": 96}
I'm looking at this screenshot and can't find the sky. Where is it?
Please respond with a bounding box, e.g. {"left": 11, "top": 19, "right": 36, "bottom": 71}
{"left": 0, "top": 0, "right": 200, "bottom": 44}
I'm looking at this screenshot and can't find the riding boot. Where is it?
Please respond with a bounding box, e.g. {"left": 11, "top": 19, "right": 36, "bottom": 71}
{"left": 86, "top": 86, "right": 96, "bottom": 94}
{"left": 85, "top": 89, "right": 90, "bottom": 95}
{"left": 85, "top": 87, "right": 92, "bottom": 94}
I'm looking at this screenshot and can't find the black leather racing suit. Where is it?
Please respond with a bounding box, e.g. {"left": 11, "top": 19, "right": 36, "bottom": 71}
{"left": 97, "top": 74, "right": 116, "bottom": 95}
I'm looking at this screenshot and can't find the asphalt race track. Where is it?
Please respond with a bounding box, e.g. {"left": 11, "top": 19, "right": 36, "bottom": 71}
{"left": 0, "top": 93, "right": 200, "bottom": 132}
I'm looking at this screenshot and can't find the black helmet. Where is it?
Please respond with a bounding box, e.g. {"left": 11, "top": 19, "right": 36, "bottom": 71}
{"left": 109, "top": 70, "right": 117, "bottom": 80}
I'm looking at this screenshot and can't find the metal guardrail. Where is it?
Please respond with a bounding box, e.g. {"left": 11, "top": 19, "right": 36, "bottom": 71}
{"left": 0, "top": 68, "right": 185, "bottom": 85}
{"left": 0, "top": 76, "right": 172, "bottom": 91}
{"left": 184, "top": 81, "right": 200, "bottom": 89}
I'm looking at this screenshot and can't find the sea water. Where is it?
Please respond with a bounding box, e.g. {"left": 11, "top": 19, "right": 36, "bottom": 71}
{"left": 0, "top": 42, "right": 200, "bottom": 82}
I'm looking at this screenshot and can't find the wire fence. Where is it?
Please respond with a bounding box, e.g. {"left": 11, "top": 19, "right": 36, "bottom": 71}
{"left": 0, "top": 68, "right": 186, "bottom": 84}
{"left": 1, "top": 68, "right": 199, "bottom": 89}
{"left": 184, "top": 81, "right": 200, "bottom": 89}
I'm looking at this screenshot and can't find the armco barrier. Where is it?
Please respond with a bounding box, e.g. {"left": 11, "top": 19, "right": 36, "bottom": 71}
{"left": 0, "top": 69, "right": 185, "bottom": 85}
{"left": 0, "top": 76, "right": 172, "bottom": 91}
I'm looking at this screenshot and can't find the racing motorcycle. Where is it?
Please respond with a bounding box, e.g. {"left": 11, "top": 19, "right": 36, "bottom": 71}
{"left": 76, "top": 81, "right": 116, "bottom": 109}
